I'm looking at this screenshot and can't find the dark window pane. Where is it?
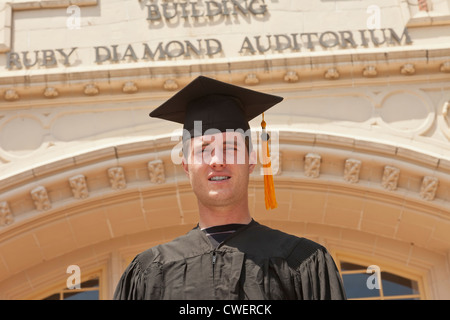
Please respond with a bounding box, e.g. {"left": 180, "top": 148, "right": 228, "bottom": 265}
{"left": 342, "top": 273, "right": 381, "bottom": 299}
{"left": 381, "top": 272, "right": 419, "bottom": 296}
{"left": 63, "top": 290, "right": 99, "bottom": 300}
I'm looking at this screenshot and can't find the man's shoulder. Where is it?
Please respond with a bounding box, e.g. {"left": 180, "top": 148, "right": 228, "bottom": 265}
{"left": 254, "top": 224, "right": 329, "bottom": 268}
{"left": 249, "top": 221, "right": 322, "bottom": 246}
{"left": 233, "top": 221, "right": 325, "bottom": 259}
{"left": 133, "top": 227, "right": 203, "bottom": 267}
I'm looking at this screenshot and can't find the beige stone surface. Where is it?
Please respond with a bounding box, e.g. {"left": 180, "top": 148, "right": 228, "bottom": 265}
{"left": 0, "top": 0, "right": 449, "bottom": 300}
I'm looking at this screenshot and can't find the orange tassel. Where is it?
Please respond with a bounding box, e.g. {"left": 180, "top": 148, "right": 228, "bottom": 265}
{"left": 261, "top": 113, "right": 277, "bottom": 210}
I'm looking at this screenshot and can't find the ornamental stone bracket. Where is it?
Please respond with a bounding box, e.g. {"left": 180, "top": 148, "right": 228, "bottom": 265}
{"left": 420, "top": 175, "right": 439, "bottom": 201}
{"left": 69, "top": 174, "right": 89, "bottom": 199}
{"left": 304, "top": 153, "right": 321, "bottom": 178}
{"left": 108, "top": 166, "right": 127, "bottom": 190}
{"left": 148, "top": 159, "right": 166, "bottom": 184}
{"left": 0, "top": 201, "right": 13, "bottom": 226}
{"left": 30, "top": 185, "right": 51, "bottom": 211}
{"left": 381, "top": 165, "right": 400, "bottom": 191}
{"left": 344, "top": 159, "right": 362, "bottom": 184}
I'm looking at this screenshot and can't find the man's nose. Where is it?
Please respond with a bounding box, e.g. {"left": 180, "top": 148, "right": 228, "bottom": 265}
{"left": 208, "top": 149, "right": 226, "bottom": 168}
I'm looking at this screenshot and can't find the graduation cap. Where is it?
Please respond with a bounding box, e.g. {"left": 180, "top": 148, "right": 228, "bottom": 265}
{"left": 149, "top": 76, "right": 283, "bottom": 141}
{"left": 149, "top": 75, "right": 283, "bottom": 209}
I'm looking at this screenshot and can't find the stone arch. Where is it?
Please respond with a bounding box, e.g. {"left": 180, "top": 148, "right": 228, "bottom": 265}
{"left": 0, "top": 131, "right": 449, "bottom": 299}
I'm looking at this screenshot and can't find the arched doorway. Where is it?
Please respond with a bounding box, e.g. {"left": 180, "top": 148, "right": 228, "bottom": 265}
{"left": 0, "top": 132, "right": 448, "bottom": 299}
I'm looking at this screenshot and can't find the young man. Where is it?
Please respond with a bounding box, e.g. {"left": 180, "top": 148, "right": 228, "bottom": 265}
{"left": 114, "top": 76, "right": 346, "bottom": 300}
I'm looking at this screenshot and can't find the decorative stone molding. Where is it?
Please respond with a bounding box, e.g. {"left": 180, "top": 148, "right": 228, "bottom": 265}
{"left": 362, "top": 65, "right": 378, "bottom": 77}
{"left": 244, "top": 73, "right": 259, "bottom": 85}
{"left": 420, "top": 176, "right": 439, "bottom": 201}
{"left": 84, "top": 84, "right": 99, "bottom": 96}
{"left": 1, "top": 51, "right": 449, "bottom": 103}
{"left": 122, "top": 81, "right": 138, "bottom": 93}
{"left": 43, "top": 87, "right": 59, "bottom": 98}
{"left": 304, "top": 153, "right": 321, "bottom": 178}
{"left": 440, "top": 61, "right": 450, "bottom": 73}
{"left": 0, "top": 134, "right": 447, "bottom": 233}
{"left": 30, "top": 186, "right": 51, "bottom": 211}
{"left": 0, "top": 201, "right": 13, "bottom": 226}
{"left": 11, "top": 0, "right": 98, "bottom": 11}
{"left": 148, "top": 159, "right": 165, "bottom": 184}
{"left": 163, "top": 79, "right": 178, "bottom": 91}
{"left": 344, "top": 159, "right": 361, "bottom": 183}
{"left": 284, "top": 70, "right": 299, "bottom": 83}
{"left": 400, "top": 63, "right": 416, "bottom": 75}
{"left": 108, "top": 166, "right": 127, "bottom": 190}
{"left": 4, "top": 89, "right": 19, "bottom": 101}
{"left": 381, "top": 165, "right": 400, "bottom": 191}
{"left": 69, "top": 174, "right": 89, "bottom": 199}
{"left": 324, "top": 68, "right": 339, "bottom": 80}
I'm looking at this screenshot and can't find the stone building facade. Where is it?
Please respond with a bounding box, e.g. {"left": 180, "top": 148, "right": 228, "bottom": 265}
{"left": 0, "top": 0, "right": 449, "bottom": 299}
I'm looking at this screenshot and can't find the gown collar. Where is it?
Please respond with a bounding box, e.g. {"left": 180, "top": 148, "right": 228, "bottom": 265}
{"left": 193, "top": 219, "right": 258, "bottom": 250}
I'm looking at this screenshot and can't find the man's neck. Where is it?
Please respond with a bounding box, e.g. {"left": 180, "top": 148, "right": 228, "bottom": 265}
{"left": 197, "top": 202, "right": 252, "bottom": 229}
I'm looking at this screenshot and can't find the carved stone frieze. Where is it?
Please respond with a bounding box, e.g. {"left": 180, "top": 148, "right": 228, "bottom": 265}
{"left": 304, "top": 153, "right": 321, "bottom": 178}
{"left": 363, "top": 65, "right": 377, "bottom": 77}
{"left": 4, "top": 89, "right": 19, "bottom": 101}
{"left": 44, "top": 87, "right": 59, "bottom": 98}
{"left": 440, "top": 61, "right": 450, "bottom": 73}
{"left": 324, "top": 68, "right": 339, "bottom": 80}
{"left": 69, "top": 174, "right": 89, "bottom": 199}
{"left": 420, "top": 176, "right": 439, "bottom": 201}
{"left": 163, "top": 79, "right": 178, "bottom": 91}
{"left": 123, "top": 81, "right": 138, "bottom": 93}
{"left": 244, "top": 73, "right": 259, "bottom": 85}
{"left": 148, "top": 160, "right": 165, "bottom": 184}
{"left": 0, "top": 201, "right": 13, "bottom": 226}
{"left": 400, "top": 63, "right": 415, "bottom": 75}
{"left": 84, "top": 83, "right": 99, "bottom": 96}
{"left": 108, "top": 166, "right": 127, "bottom": 190}
{"left": 284, "top": 70, "right": 299, "bottom": 83}
{"left": 344, "top": 159, "right": 361, "bottom": 183}
{"left": 381, "top": 165, "right": 400, "bottom": 191}
{"left": 30, "top": 186, "right": 51, "bottom": 211}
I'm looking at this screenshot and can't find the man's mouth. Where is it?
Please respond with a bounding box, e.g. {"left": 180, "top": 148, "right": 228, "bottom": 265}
{"left": 208, "top": 176, "right": 231, "bottom": 181}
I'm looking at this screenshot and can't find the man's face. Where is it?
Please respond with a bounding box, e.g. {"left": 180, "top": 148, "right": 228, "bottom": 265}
{"left": 182, "top": 132, "right": 256, "bottom": 209}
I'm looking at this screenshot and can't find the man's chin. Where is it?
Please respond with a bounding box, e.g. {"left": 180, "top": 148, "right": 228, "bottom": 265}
{"left": 205, "top": 192, "right": 236, "bottom": 205}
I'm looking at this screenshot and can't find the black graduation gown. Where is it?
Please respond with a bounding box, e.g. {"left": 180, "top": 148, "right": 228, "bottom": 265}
{"left": 113, "top": 220, "right": 346, "bottom": 300}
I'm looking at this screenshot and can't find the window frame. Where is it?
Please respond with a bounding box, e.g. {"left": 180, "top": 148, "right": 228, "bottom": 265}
{"left": 29, "top": 267, "right": 106, "bottom": 300}
{"left": 336, "top": 253, "right": 427, "bottom": 300}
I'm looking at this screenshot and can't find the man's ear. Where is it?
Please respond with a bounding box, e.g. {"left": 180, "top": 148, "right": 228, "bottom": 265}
{"left": 248, "top": 150, "right": 257, "bottom": 174}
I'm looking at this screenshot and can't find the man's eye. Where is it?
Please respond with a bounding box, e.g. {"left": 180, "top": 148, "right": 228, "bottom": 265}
{"left": 224, "top": 144, "right": 238, "bottom": 150}
{"left": 193, "top": 148, "right": 205, "bottom": 155}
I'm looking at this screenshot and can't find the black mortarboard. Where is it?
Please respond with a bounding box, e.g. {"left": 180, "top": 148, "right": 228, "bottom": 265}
{"left": 149, "top": 76, "right": 283, "bottom": 141}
